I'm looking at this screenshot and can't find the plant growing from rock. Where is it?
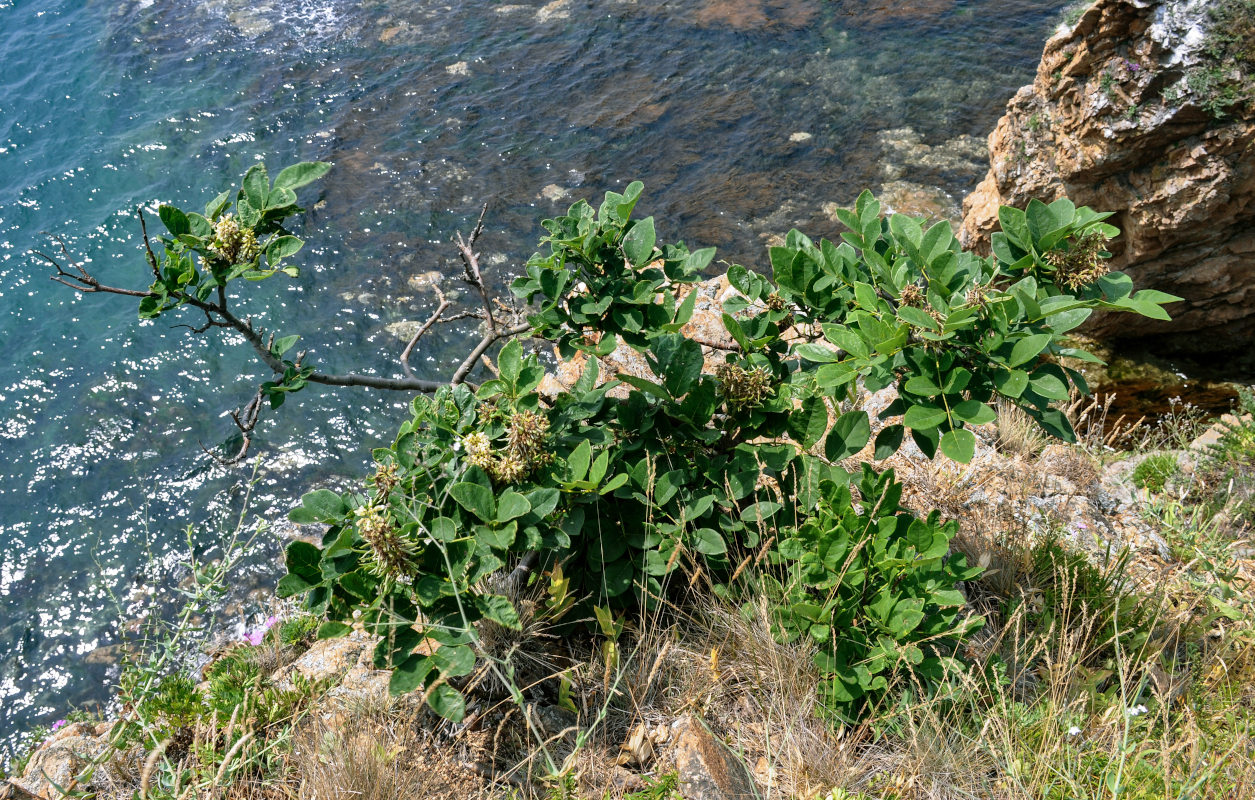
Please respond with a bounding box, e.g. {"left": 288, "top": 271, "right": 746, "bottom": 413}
{"left": 43, "top": 166, "right": 1181, "bottom": 725}
{"left": 1185, "top": 0, "right": 1255, "bottom": 118}
{"left": 1132, "top": 453, "right": 1180, "bottom": 494}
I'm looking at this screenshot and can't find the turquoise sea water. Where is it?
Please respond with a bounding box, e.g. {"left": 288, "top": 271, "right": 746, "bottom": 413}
{"left": 0, "top": 0, "right": 1068, "bottom": 753}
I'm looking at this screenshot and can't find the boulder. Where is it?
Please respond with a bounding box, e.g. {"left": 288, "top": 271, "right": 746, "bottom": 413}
{"left": 961, "top": 0, "right": 1255, "bottom": 354}
{"left": 672, "top": 716, "right": 763, "bottom": 800}
{"left": 13, "top": 723, "right": 112, "bottom": 799}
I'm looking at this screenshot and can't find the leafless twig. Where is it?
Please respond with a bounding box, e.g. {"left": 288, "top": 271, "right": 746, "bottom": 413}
{"left": 401, "top": 285, "right": 452, "bottom": 377}
{"left": 200, "top": 387, "right": 265, "bottom": 465}
{"left": 455, "top": 202, "right": 496, "bottom": 335}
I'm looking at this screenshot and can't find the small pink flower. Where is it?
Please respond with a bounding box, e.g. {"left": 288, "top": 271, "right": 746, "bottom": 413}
{"left": 50, "top": 719, "right": 67, "bottom": 732}
{"left": 244, "top": 615, "right": 279, "bottom": 646}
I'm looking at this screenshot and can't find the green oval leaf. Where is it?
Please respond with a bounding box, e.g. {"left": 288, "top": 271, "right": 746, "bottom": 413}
{"left": 158, "top": 204, "right": 190, "bottom": 237}
{"left": 795, "top": 343, "right": 841, "bottom": 363}
{"left": 952, "top": 400, "right": 996, "bottom": 425}
{"left": 390, "top": 653, "right": 434, "bottom": 696}
{"left": 740, "top": 501, "right": 783, "bottom": 525}
{"left": 274, "top": 161, "right": 331, "bottom": 191}
{"left": 283, "top": 540, "right": 322, "bottom": 581}
{"left": 789, "top": 396, "right": 829, "bottom": 449}
{"left": 317, "top": 621, "right": 351, "bottom": 639}
{"left": 289, "top": 489, "right": 348, "bottom": 524}
{"left": 451, "top": 482, "right": 496, "bottom": 522}
{"left": 939, "top": 428, "right": 976, "bottom": 463}
{"left": 266, "top": 235, "right": 303, "bottom": 263}
{"left": 903, "top": 404, "right": 947, "bottom": 430}
{"left": 428, "top": 683, "right": 467, "bottom": 721}
{"left": 496, "top": 490, "right": 531, "bottom": 522}
{"left": 994, "top": 369, "right": 1029, "bottom": 398}
{"left": 873, "top": 424, "right": 904, "bottom": 460}
{"left": 622, "top": 216, "right": 656, "bottom": 267}
{"left": 825, "top": 410, "right": 871, "bottom": 461}
{"left": 1008, "top": 333, "right": 1052, "bottom": 367}
{"left": 430, "top": 516, "right": 458, "bottom": 542}
{"left": 692, "top": 527, "right": 728, "bottom": 556}
{"left": 242, "top": 163, "right": 270, "bottom": 212}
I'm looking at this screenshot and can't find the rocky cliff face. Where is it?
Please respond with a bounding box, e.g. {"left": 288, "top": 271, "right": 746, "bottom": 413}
{"left": 961, "top": 0, "right": 1255, "bottom": 354}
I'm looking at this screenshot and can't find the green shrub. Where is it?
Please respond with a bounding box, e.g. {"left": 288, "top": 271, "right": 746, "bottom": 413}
{"left": 1023, "top": 535, "right": 1158, "bottom": 662}
{"left": 1196, "top": 388, "right": 1255, "bottom": 530}
{"left": 622, "top": 773, "right": 683, "bottom": 800}
{"left": 93, "top": 164, "right": 1178, "bottom": 726}
{"left": 272, "top": 183, "right": 1176, "bottom": 724}
{"left": 770, "top": 465, "right": 982, "bottom": 721}
{"left": 1186, "top": 0, "right": 1255, "bottom": 117}
{"left": 275, "top": 613, "right": 319, "bottom": 648}
{"left": 204, "top": 649, "right": 264, "bottom": 714}
{"left": 128, "top": 673, "right": 208, "bottom": 744}
{"left": 1132, "top": 453, "right": 1178, "bottom": 493}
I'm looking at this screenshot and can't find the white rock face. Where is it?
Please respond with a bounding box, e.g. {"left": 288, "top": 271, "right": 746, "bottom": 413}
{"left": 1150, "top": 0, "right": 1213, "bottom": 66}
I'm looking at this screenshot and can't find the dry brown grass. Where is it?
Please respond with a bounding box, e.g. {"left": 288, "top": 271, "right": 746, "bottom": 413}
{"left": 290, "top": 693, "right": 491, "bottom": 800}
{"left": 995, "top": 399, "right": 1049, "bottom": 459}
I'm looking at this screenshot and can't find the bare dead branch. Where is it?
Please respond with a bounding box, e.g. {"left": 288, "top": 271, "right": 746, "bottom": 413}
{"left": 174, "top": 307, "right": 231, "bottom": 334}
{"left": 690, "top": 335, "right": 740, "bottom": 352}
{"left": 137, "top": 207, "right": 162, "bottom": 280}
{"left": 455, "top": 202, "right": 497, "bottom": 336}
{"left": 451, "top": 323, "right": 532, "bottom": 385}
{"left": 309, "top": 371, "right": 454, "bottom": 393}
{"left": 401, "top": 286, "right": 452, "bottom": 377}
{"left": 35, "top": 241, "right": 152, "bottom": 297}
{"left": 38, "top": 203, "right": 540, "bottom": 462}
{"left": 200, "top": 387, "right": 264, "bottom": 465}
{"left": 442, "top": 310, "right": 485, "bottom": 324}
{"left": 479, "top": 353, "right": 498, "bottom": 378}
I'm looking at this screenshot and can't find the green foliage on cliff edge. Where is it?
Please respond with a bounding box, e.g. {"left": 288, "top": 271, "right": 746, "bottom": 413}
{"left": 252, "top": 176, "right": 1179, "bottom": 724}
{"left": 114, "top": 158, "right": 1178, "bottom": 726}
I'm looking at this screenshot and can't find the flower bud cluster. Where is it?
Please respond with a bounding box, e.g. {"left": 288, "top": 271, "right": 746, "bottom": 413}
{"left": 715, "top": 363, "right": 775, "bottom": 410}
{"left": 355, "top": 503, "right": 416, "bottom": 578}
{"left": 372, "top": 462, "right": 398, "bottom": 499}
{"left": 459, "top": 411, "right": 553, "bottom": 484}
{"left": 898, "top": 283, "right": 925, "bottom": 308}
{"left": 964, "top": 284, "right": 991, "bottom": 308}
{"left": 462, "top": 432, "right": 494, "bottom": 472}
{"left": 1044, "top": 231, "right": 1111, "bottom": 291}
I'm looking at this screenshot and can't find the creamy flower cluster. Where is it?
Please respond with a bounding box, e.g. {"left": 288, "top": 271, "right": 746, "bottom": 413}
{"left": 210, "top": 214, "right": 259, "bottom": 265}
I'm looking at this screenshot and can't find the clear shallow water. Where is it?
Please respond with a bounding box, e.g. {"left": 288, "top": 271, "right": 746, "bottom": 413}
{"left": 0, "top": 0, "right": 1067, "bottom": 754}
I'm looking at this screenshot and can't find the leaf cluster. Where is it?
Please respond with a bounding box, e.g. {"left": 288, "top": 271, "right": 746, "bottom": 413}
{"left": 144, "top": 162, "right": 328, "bottom": 319}
{"left": 144, "top": 161, "right": 330, "bottom": 407}
{"left": 771, "top": 464, "right": 983, "bottom": 721}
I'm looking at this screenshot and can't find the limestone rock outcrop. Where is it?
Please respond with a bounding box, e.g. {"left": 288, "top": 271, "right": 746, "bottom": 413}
{"left": 961, "top": 0, "right": 1255, "bottom": 354}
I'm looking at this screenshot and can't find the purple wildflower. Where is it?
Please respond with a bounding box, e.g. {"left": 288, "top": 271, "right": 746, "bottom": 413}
{"left": 244, "top": 615, "right": 279, "bottom": 646}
